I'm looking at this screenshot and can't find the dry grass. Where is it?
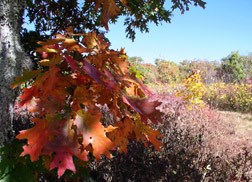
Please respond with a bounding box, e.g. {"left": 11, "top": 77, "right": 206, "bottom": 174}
{"left": 218, "top": 110, "right": 252, "bottom": 138}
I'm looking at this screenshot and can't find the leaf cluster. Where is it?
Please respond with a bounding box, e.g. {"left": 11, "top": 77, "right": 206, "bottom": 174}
{"left": 13, "top": 28, "right": 163, "bottom": 178}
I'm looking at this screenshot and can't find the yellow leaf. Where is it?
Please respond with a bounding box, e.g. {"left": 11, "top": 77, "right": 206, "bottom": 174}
{"left": 37, "top": 38, "right": 65, "bottom": 46}
{"left": 36, "top": 47, "right": 58, "bottom": 53}
{"left": 62, "top": 38, "right": 77, "bottom": 47}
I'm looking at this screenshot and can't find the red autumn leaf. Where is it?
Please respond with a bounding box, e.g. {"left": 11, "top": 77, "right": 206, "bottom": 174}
{"left": 72, "top": 86, "right": 96, "bottom": 111}
{"left": 107, "top": 116, "right": 162, "bottom": 152}
{"left": 17, "top": 115, "right": 90, "bottom": 177}
{"left": 103, "top": 69, "right": 119, "bottom": 91}
{"left": 123, "top": 77, "right": 153, "bottom": 97}
{"left": 95, "top": 87, "right": 115, "bottom": 105}
{"left": 82, "top": 59, "right": 103, "bottom": 84}
{"left": 122, "top": 95, "right": 163, "bottom": 124}
{"left": 147, "top": 129, "right": 163, "bottom": 151}
{"left": 24, "top": 67, "right": 68, "bottom": 114}
{"left": 37, "top": 95, "right": 66, "bottom": 114}
{"left": 131, "top": 76, "right": 153, "bottom": 96}
{"left": 96, "top": 33, "right": 110, "bottom": 49}
{"left": 61, "top": 38, "right": 77, "bottom": 48}
{"left": 64, "top": 55, "right": 77, "bottom": 71}
{"left": 82, "top": 59, "right": 117, "bottom": 90}
{"left": 82, "top": 31, "right": 109, "bottom": 50}
{"left": 82, "top": 31, "right": 98, "bottom": 49}
{"left": 37, "top": 38, "right": 65, "bottom": 46}
{"left": 74, "top": 73, "right": 88, "bottom": 85}
{"left": 40, "top": 66, "right": 61, "bottom": 95}
{"left": 36, "top": 47, "right": 58, "bottom": 53}
{"left": 39, "top": 54, "right": 63, "bottom": 67}
{"left": 49, "top": 149, "right": 76, "bottom": 178}
{"left": 68, "top": 44, "right": 88, "bottom": 53}
{"left": 110, "top": 51, "right": 128, "bottom": 75}
{"left": 18, "top": 86, "right": 39, "bottom": 107}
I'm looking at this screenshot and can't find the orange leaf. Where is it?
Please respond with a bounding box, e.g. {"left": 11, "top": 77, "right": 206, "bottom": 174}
{"left": 82, "top": 32, "right": 98, "bottom": 49}
{"left": 106, "top": 117, "right": 134, "bottom": 153}
{"left": 133, "top": 118, "right": 162, "bottom": 151}
{"left": 73, "top": 110, "right": 115, "bottom": 159}
{"left": 17, "top": 116, "right": 89, "bottom": 177}
{"left": 93, "top": 0, "right": 121, "bottom": 29}
{"left": 36, "top": 47, "right": 58, "bottom": 53}
{"left": 72, "top": 86, "right": 95, "bottom": 110}
{"left": 107, "top": 116, "right": 162, "bottom": 152}
{"left": 62, "top": 38, "right": 77, "bottom": 48}
{"left": 16, "top": 117, "right": 50, "bottom": 161}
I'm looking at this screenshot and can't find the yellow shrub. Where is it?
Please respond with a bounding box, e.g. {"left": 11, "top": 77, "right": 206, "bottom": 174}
{"left": 176, "top": 72, "right": 206, "bottom": 107}
{"left": 204, "top": 82, "right": 252, "bottom": 112}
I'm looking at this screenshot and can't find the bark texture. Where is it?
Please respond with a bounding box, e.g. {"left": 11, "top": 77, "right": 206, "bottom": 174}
{"left": 0, "top": 0, "right": 32, "bottom": 146}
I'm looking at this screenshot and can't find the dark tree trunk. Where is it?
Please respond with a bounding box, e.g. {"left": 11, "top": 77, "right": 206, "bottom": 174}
{"left": 0, "top": 0, "right": 32, "bottom": 146}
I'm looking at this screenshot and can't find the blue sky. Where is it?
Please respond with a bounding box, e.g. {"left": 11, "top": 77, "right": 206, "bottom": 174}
{"left": 23, "top": 0, "right": 252, "bottom": 64}
{"left": 106, "top": 0, "right": 252, "bottom": 63}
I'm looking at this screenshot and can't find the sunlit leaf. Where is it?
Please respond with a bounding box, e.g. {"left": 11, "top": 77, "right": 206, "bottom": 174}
{"left": 73, "top": 110, "right": 115, "bottom": 159}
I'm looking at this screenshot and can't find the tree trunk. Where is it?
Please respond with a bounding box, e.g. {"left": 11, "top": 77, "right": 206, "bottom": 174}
{"left": 0, "top": 0, "right": 32, "bottom": 146}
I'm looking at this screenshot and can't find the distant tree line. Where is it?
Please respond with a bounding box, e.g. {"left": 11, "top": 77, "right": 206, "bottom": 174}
{"left": 128, "top": 52, "right": 252, "bottom": 84}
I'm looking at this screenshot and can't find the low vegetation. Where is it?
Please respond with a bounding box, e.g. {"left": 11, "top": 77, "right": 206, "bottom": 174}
{"left": 90, "top": 94, "right": 252, "bottom": 181}
{"left": 204, "top": 83, "right": 252, "bottom": 112}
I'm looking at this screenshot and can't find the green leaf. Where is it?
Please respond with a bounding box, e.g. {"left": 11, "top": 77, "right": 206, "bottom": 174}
{"left": 11, "top": 70, "right": 41, "bottom": 89}
{"left": 0, "top": 140, "right": 46, "bottom": 182}
{"left": 0, "top": 163, "right": 37, "bottom": 182}
{"left": 129, "top": 66, "right": 144, "bottom": 80}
